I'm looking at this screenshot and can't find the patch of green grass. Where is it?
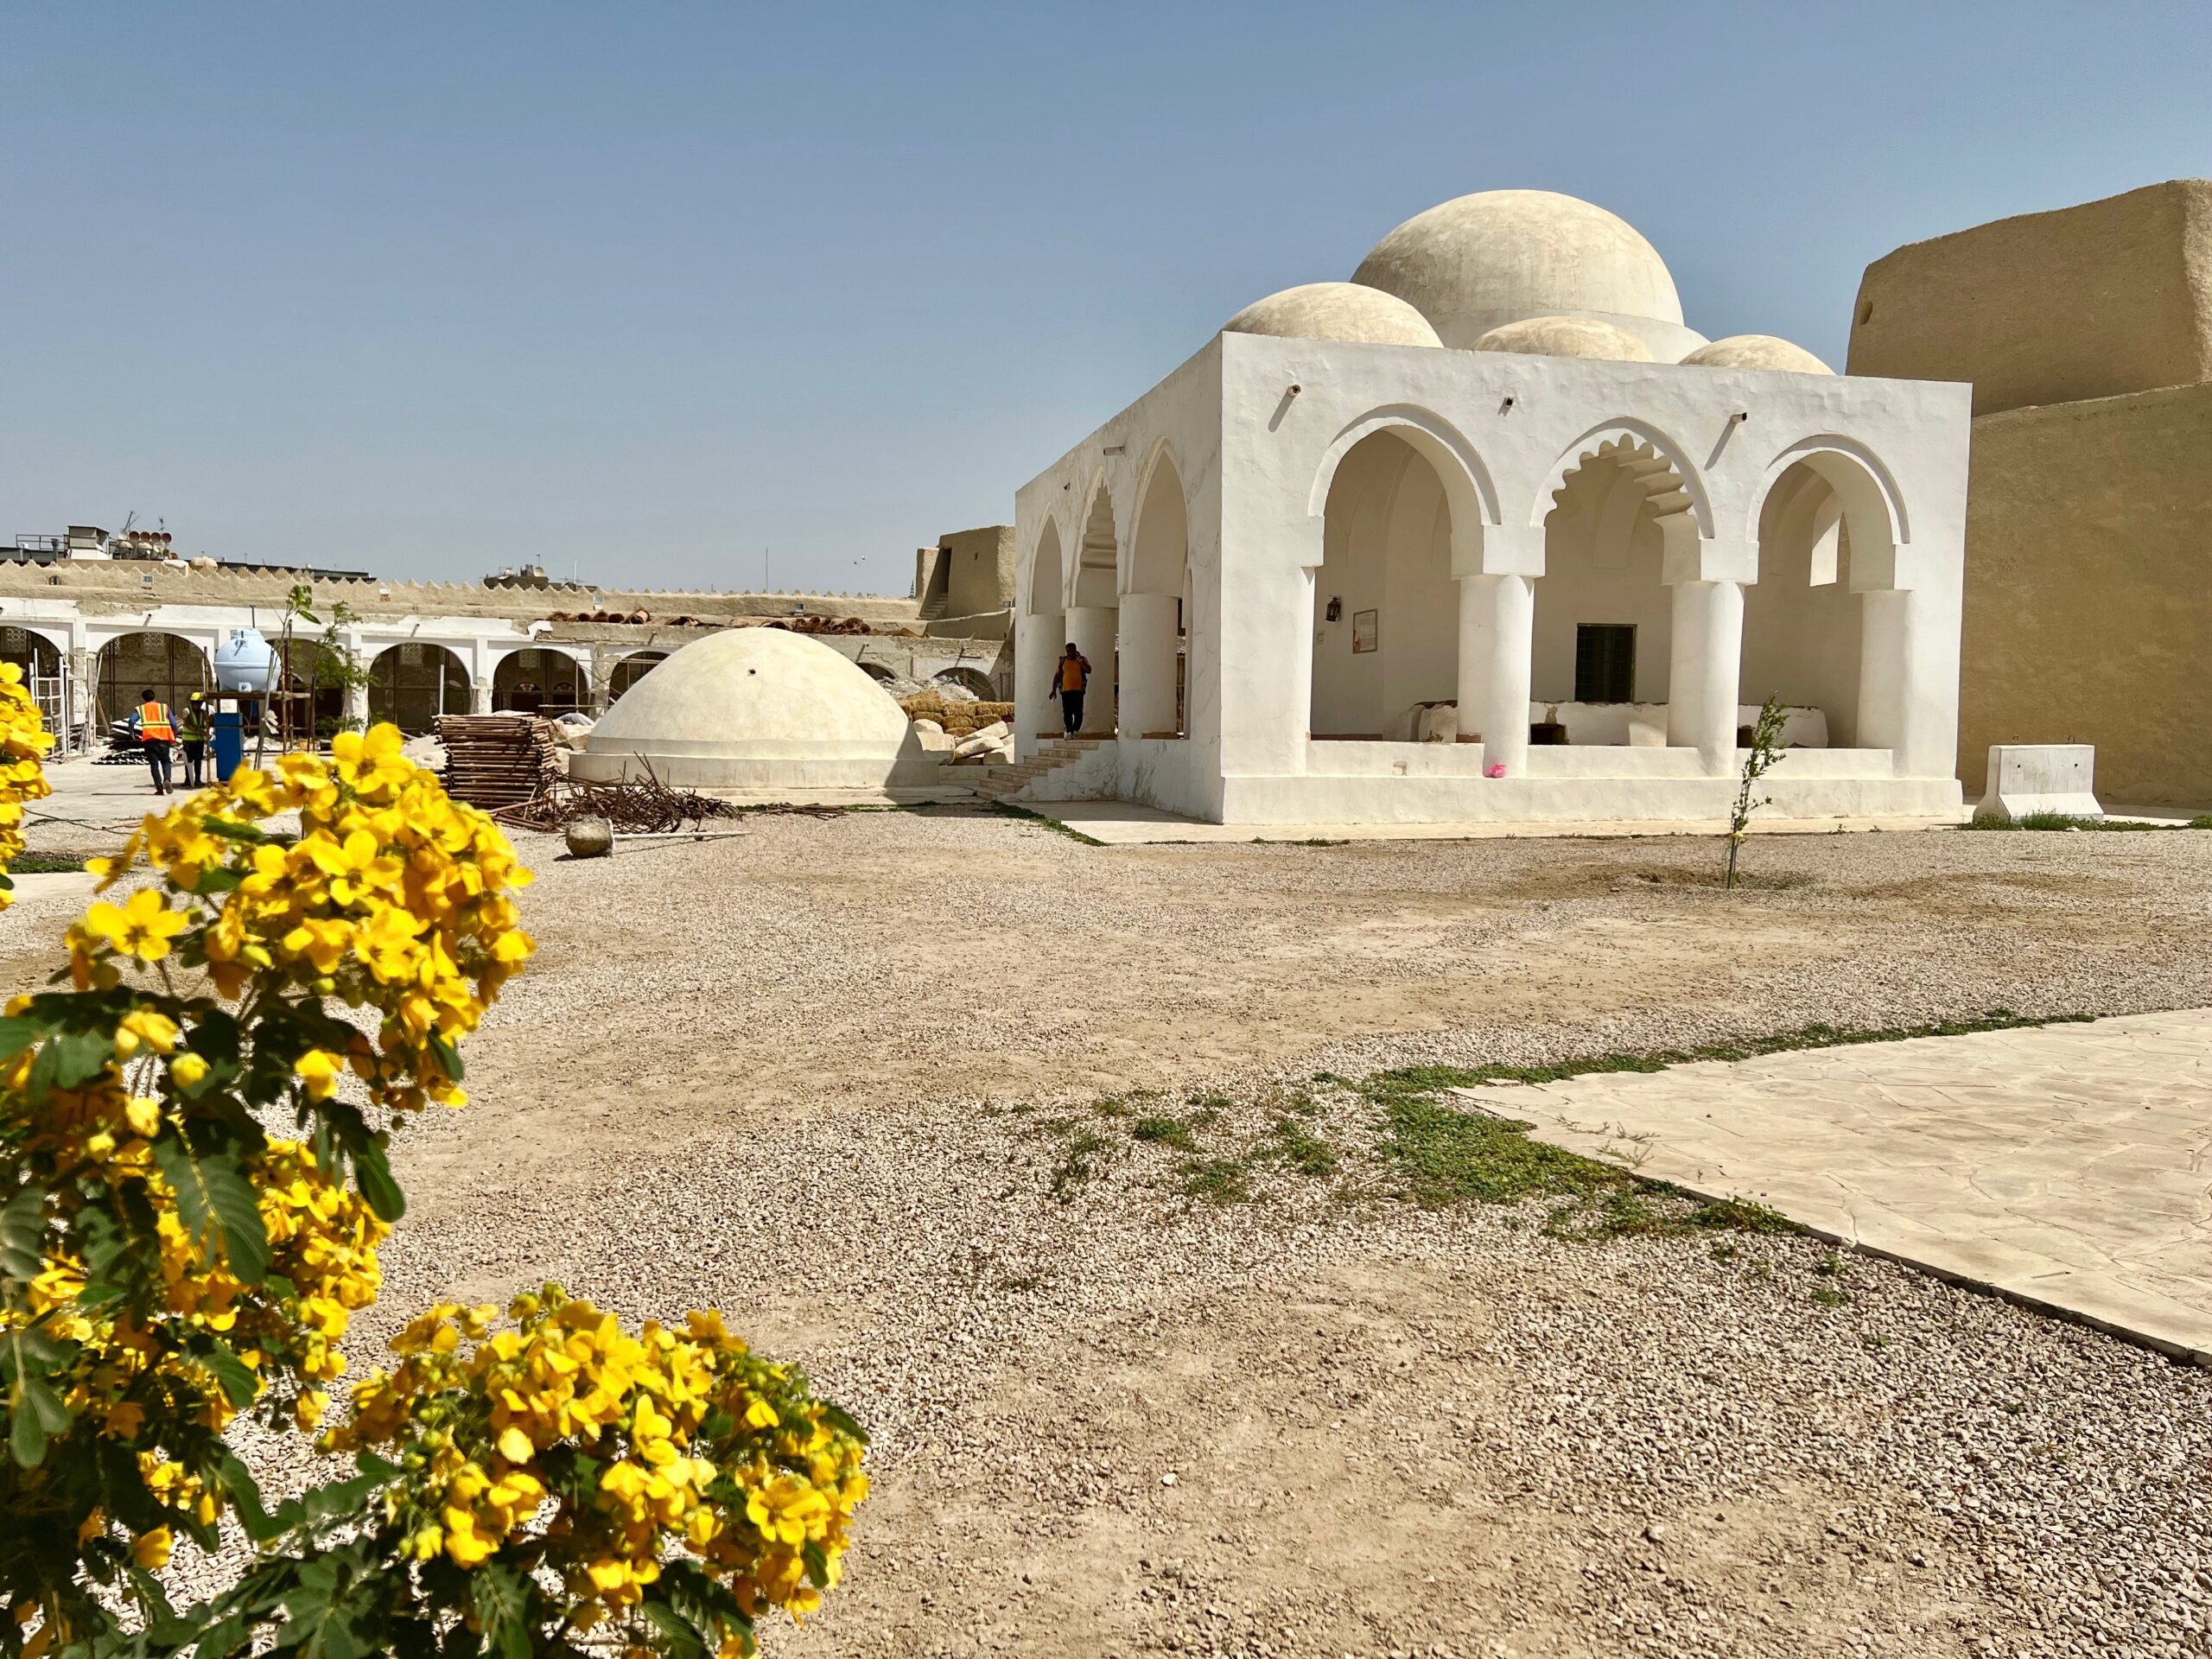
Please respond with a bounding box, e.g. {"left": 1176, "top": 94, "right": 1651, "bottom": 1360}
{"left": 6, "top": 854, "right": 95, "bottom": 875}
{"left": 1091, "top": 1096, "right": 1130, "bottom": 1119}
{"left": 987, "top": 802, "right": 1106, "bottom": 846}
{"left": 1050, "top": 1129, "right": 1110, "bottom": 1202}
{"left": 1963, "top": 811, "right": 2206, "bottom": 832}
{"left": 1131, "top": 1115, "right": 1197, "bottom": 1151}
{"left": 1810, "top": 1285, "right": 1851, "bottom": 1308}
{"left": 1177, "top": 1156, "right": 1253, "bottom": 1205}
{"left": 1260, "top": 1116, "right": 1338, "bottom": 1178}
{"left": 1365, "top": 1011, "right": 2088, "bottom": 1100}
{"left": 1356, "top": 1016, "right": 2080, "bottom": 1242}
{"left": 1363, "top": 1073, "right": 1796, "bottom": 1243}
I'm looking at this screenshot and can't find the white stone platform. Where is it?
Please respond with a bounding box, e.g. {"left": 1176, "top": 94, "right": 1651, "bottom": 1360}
{"left": 1448, "top": 1009, "right": 2212, "bottom": 1364}
{"left": 1025, "top": 800, "right": 1968, "bottom": 846}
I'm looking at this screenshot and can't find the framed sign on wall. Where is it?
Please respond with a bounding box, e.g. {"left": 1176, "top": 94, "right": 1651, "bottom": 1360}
{"left": 1351, "top": 608, "right": 1379, "bottom": 653}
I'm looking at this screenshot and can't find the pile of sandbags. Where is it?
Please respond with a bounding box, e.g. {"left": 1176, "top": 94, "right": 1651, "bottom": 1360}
{"left": 898, "top": 690, "right": 1012, "bottom": 740}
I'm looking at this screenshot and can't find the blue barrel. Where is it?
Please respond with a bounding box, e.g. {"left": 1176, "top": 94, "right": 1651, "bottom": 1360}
{"left": 213, "top": 709, "right": 245, "bottom": 782}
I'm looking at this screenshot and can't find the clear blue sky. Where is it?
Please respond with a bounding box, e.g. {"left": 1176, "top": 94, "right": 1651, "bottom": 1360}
{"left": 5, "top": 3, "right": 2209, "bottom": 595}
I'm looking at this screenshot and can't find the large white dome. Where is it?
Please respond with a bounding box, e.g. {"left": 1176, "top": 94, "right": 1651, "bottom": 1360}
{"left": 571, "top": 626, "right": 921, "bottom": 791}
{"left": 1351, "top": 189, "right": 1705, "bottom": 361}
{"left": 1224, "top": 283, "right": 1442, "bottom": 348}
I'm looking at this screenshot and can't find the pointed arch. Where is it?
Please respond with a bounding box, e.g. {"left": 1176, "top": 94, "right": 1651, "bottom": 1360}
{"left": 1531, "top": 418, "right": 1714, "bottom": 539}
{"left": 1749, "top": 435, "right": 1910, "bottom": 589}
{"left": 1307, "top": 405, "right": 1499, "bottom": 582}
{"left": 1022, "top": 518, "right": 1066, "bottom": 616}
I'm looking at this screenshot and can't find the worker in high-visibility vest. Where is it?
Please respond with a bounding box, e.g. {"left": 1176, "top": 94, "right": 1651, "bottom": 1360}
{"left": 177, "top": 691, "right": 209, "bottom": 790}
{"left": 1054, "top": 644, "right": 1091, "bottom": 736}
{"left": 131, "top": 687, "right": 178, "bottom": 796}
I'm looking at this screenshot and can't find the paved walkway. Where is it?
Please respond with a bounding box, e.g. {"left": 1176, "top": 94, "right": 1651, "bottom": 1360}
{"left": 1451, "top": 1009, "right": 2212, "bottom": 1363}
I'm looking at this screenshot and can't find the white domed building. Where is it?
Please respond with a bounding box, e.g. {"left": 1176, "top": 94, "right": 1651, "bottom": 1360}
{"left": 570, "top": 626, "right": 933, "bottom": 791}
{"left": 1008, "top": 188, "right": 1971, "bottom": 828}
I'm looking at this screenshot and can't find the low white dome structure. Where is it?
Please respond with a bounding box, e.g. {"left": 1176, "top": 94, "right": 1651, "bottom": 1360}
{"left": 1680, "top": 334, "right": 1835, "bottom": 375}
{"left": 1224, "top": 283, "right": 1442, "bottom": 348}
{"left": 569, "top": 627, "right": 926, "bottom": 791}
{"left": 1472, "top": 315, "right": 1656, "bottom": 362}
{"left": 1352, "top": 189, "right": 1706, "bottom": 360}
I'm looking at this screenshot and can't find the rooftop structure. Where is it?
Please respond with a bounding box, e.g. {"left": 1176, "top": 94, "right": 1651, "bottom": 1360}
{"left": 1007, "top": 188, "right": 1970, "bottom": 827}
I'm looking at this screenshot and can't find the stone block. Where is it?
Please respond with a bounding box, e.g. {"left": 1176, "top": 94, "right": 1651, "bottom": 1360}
{"left": 1974, "top": 745, "right": 2102, "bottom": 823}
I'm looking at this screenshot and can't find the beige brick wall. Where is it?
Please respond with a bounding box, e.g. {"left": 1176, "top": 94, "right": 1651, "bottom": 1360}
{"left": 1958, "top": 382, "right": 2212, "bottom": 805}
{"left": 1849, "top": 180, "right": 2212, "bottom": 417}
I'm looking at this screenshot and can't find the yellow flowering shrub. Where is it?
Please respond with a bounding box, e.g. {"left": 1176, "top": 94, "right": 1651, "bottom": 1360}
{"left": 0, "top": 664, "right": 55, "bottom": 909}
{"left": 0, "top": 725, "right": 868, "bottom": 1658}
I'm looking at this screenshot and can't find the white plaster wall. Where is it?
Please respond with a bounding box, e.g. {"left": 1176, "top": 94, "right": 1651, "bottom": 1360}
{"left": 1530, "top": 462, "right": 1675, "bottom": 704}
{"left": 1014, "top": 328, "right": 1970, "bottom": 824}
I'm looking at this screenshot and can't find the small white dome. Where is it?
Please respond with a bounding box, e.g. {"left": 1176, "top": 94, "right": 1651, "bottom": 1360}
{"left": 1472, "top": 315, "right": 1656, "bottom": 363}
{"left": 1352, "top": 189, "right": 1702, "bottom": 360}
{"left": 1223, "top": 283, "right": 1442, "bottom": 347}
{"left": 1679, "top": 334, "right": 1835, "bottom": 375}
{"left": 574, "top": 626, "right": 918, "bottom": 791}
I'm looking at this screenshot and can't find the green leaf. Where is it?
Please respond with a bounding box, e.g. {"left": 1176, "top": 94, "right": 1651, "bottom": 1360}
{"left": 194, "top": 1338, "right": 259, "bottom": 1408}
{"left": 352, "top": 1143, "right": 405, "bottom": 1224}
{"left": 471, "top": 1561, "right": 533, "bottom": 1659}
{"left": 0, "top": 1010, "right": 56, "bottom": 1065}
{"left": 150, "top": 1129, "right": 271, "bottom": 1284}
{"left": 427, "top": 1033, "right": 463, "bottom": 1084}
{"left": 194, "top": 867, "right": 244, "bottom": 894}
{"left": 0, "top": 1184, "right": 46, "bottom": 1281}
{"left": 48, "top": 1026, "right": 117, "bottom": 1090}
{"left": 202, "top": 817, "right": 272, "bottom": 844}
{"left": 214, "top": 1450, "right": 279, "bottom": 1545}
{"left": 640, "top": 1598, "right": 708, "bottom": 1659}
{"left": 10, "top": 1365, "right": 69, "bottom": 1466}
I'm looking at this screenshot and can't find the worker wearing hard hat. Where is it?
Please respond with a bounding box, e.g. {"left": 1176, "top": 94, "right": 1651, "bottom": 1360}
{"left": 178, "top": 691, "right": 209, "bottom": 790}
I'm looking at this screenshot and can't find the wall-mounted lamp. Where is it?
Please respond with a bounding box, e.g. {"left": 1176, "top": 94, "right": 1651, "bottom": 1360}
{"left": 1325, "top": 596, "right": 1343, "bottom": 622}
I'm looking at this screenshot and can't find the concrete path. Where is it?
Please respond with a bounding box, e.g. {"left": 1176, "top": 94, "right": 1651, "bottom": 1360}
{"left": 1451, "top": 1009, "right": 2212, "bottom": 1363}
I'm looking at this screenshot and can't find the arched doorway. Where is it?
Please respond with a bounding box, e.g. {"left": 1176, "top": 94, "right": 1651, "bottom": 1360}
{"left": 369, "top": 643, "right": 470, "bottom": 734}
{"left": 1020, "top": 521, "right": 1066, "bottom": 741}
{"left": 271, "top": 638, "right": 349, "bottom": 749}
{"left": 493, "top": 648, "right": 585, "bottom": 716}
{"left": 96, "top": 632, "right": 210, "bottom": 731}
{"left": 1741, "top": 451, "right": 1904, "bottom": 749}
{"left": 1311, "top": 431, "right": 1459, "bottom": 739}
{"left": 1122, "top": 454, "right": 1188, "bottom": 737}
{"left": 1065, "top": 485, "right": 1118, "bottom": 735}
{"left": 1530, "top": 437, "right": 1691, "bottom": 741}
{"left": 930, "top": 665, "right": 995, "bottom": 701}
{"left": 607, "top": 651, "right": 666, "bottom": 704}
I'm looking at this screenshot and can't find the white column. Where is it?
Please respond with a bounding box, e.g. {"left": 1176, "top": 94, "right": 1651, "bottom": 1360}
{"left": 469, "top": 640, "right": 494, "bottom": 714}
{"left": 1064, "top": 606, "right": 1117, "bottom": 736}
{"left": 1014, "top": 612, "right": 1063, "bottom": 758}
{"left": 1462, "top": 573, "right": 1535, "bottom": 779}
{"left": 1117, "top": 593, "right": 1180, "bottom": 738}
{"left": 1856, "top": 589, "right": 1911, "bottom": 759}
{"left": 1667, "top": 578, "right": 1745, "bottom": 773}
{"left": 342, "top": 629, "right": 370, "bottom": 728}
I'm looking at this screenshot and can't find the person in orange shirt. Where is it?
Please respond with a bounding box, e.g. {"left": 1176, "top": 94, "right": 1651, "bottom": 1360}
{"left": 132, "top": 686, "right": 178, "bottom": 796}
{"left": 1054, "top": 644, "right": 1090, "bottom": 735}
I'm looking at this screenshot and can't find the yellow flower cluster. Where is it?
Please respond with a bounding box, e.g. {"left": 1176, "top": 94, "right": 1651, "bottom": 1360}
{"left": 72, "top": 723, "right": 533, "bottom": 1113}
{"left": 0, "top": 662, "right": 55, "bottom": 906}
{"left": 330, "top": 1288, "right": 868, "bottom": 1646}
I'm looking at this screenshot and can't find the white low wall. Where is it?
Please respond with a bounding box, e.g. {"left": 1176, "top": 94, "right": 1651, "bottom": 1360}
{"left": 1217, "top": 772, "right": 1961, "bottom": 826}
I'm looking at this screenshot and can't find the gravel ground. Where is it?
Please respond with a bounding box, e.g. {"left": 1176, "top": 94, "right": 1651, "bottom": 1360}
{"left": 6, "top": 805, "right": 2209, "bottom": 1656}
